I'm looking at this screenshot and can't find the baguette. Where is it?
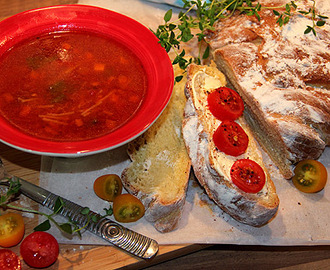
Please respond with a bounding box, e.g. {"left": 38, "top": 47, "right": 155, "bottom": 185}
{"left": 182, "top": 63, "right": 279, "bottom": 226}
{"left": 121, "top": 65, "right": 191, "bottom": 233}
{"left": 205, "top": 0, "right": 330, "bottom": 178}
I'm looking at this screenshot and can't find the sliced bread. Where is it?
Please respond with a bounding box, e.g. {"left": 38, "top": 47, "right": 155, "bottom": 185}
{"left": 182, "top": 63, "right": 279, "bottom": 226}
{"left": 121, "top": 65, "right": 191, "bottom": 233}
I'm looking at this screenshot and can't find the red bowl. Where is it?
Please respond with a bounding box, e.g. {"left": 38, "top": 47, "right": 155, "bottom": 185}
{"left": 0, "top": 5, "right": 173, "bottom": 157}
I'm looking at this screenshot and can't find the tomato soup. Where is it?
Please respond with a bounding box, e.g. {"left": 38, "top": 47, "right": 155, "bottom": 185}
{"left": 0, "top": 31, "right": 147, "bottom": 141}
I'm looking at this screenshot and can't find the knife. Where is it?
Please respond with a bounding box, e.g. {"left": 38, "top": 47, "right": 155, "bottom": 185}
{"left": 0, "top": 162, "right": 158, "bottom": 259}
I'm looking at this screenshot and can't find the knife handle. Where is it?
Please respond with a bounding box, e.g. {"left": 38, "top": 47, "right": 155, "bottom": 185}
{"left": 43, "top": 193, "right": 159, "bottom": 259}
{"left": 95, "top": 217, "right": 159, "bottom": 259}
{"left": 15, "top": 178, "right": 158, "bottom": 259}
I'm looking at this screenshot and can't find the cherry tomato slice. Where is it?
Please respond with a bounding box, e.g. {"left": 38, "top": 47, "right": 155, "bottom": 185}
{"left": 93, "top": 174, "right": 123, "bottom": 202}
{"left": 113, "top": 194, "right": 145, "bottom": 223}
{"left": 292, "top": 159, "right": 327, "bottom": 193}
{"left": 0, "top": 249, "right": 21, "bottom": 270}
{"left": 213, "top": 120, "right": 249, "bottom": 156}
{"left": 0, "top": 212, "right": 25, "bottom": 248}
{"left": 230, "top": 159, "right": 266, "bottom": 193}
{"left": 20, "top": 231, "right": 59, "bottom": 268}
{"left": 207, "top": 87, "right": 244, "bottom": 121}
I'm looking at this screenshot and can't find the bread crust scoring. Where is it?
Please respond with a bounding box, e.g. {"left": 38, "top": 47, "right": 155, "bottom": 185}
{"left": 206, "top": 0, "right": 330, "bottom": 178}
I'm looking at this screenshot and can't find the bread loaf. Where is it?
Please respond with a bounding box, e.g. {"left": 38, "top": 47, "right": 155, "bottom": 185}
{"left": 121, "top": 65, "right": 191, "bottom": 233}
{"left": 182, "top": 63, "right": 279, "bottom": 227}
{"left": 205, "top": 0, "right": 330, "bottom": 178}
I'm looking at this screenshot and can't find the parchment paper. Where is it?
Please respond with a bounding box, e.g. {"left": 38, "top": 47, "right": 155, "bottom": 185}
{"left": 38, "top": 0, "right": 330, "bottom": 246}
{"left": 39, "top": 144, "right": 330, "bottom": 246}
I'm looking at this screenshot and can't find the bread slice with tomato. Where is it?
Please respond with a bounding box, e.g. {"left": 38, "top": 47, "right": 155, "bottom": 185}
{"left": 182, "top": 63, "right": 279, "bottom": 226}
{"left": 121, "top": 65, "right": 191, "bottom": 233}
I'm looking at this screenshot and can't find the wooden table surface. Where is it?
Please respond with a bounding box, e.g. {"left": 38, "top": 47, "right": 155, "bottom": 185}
{"left": 0, "top": 1, "right": 330, "bottom": 269}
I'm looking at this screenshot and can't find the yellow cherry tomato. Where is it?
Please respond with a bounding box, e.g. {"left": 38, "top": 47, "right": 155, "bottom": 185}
{"left": 93, "top": 174, "right": 123, "bottom": 202}
{"left": 0, "top": 212, "right": 25, "bottom": 247}
{"left": 292, "top": 160, "right": 327, "bottom": 193}
{"left": 113, "top": 194, "right": 145, "bottom": 223}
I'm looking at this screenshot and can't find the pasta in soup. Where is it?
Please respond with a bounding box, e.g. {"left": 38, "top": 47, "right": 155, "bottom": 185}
{"left": 0, "top": 31, "right": 147, "bottom": 141}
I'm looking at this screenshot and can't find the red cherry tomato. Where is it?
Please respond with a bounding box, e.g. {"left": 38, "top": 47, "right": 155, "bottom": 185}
{"left": 20, "top": 231, "right": 59, "bottom": 268}
{"left": 0, "top": 249, "right": 21, "bottom": 270}
{"left": 0, "top": 212, "right": 25, "bottom": 248}
{"left": 230, "top": 159, "right": 266, "bottom": 193}
{"left": 207, "top": 87, "right": 244, "bottom": 121}
{"left": 292, "top": 159, "right": 327, "bottom": 193}
{"left": 213, "top": 120, "right": 249, "bottom": 156}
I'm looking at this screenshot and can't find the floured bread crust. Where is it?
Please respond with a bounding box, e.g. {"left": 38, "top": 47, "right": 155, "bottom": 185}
{"left": 182, "top": 63, "right": 279, "bottom": 226}
{"left": 206, "top": 0, "right": 330, "bottom": 178}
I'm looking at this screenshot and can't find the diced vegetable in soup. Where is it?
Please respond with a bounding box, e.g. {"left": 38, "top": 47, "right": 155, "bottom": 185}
{"left": 0, "top": 31, "right": 147, "bottom": 141}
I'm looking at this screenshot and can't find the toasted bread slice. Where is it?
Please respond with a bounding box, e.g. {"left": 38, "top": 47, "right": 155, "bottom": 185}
{"left": 182, "top": 63, "right": 279, "bottom": 226}
{"left": 121, "top": 65, "right": 191, "bottom": 233}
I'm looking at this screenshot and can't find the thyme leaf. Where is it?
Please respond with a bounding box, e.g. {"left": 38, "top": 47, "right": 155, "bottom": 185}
{"left": 0, "top": 177, "right": 113, "bottom": 238}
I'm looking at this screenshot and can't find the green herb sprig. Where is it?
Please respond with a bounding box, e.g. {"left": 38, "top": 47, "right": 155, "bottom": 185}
{"left": 152, "top": 0, "right": 328, "bottom": 81}
{"left": 0, "top": 177, "right": 112, "bottom": 237}
{"left": 298, "top": 0, "right": 328, "bottom": 35}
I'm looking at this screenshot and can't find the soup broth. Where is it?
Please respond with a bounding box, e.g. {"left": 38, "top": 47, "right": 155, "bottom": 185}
{"left": 0, "top": 31, "right": 147, "bottom": 141}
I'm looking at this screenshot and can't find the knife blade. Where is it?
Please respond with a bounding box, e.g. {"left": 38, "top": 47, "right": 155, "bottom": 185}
{"left": 3, "top": 173, "right": 159, "bottom": 259}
